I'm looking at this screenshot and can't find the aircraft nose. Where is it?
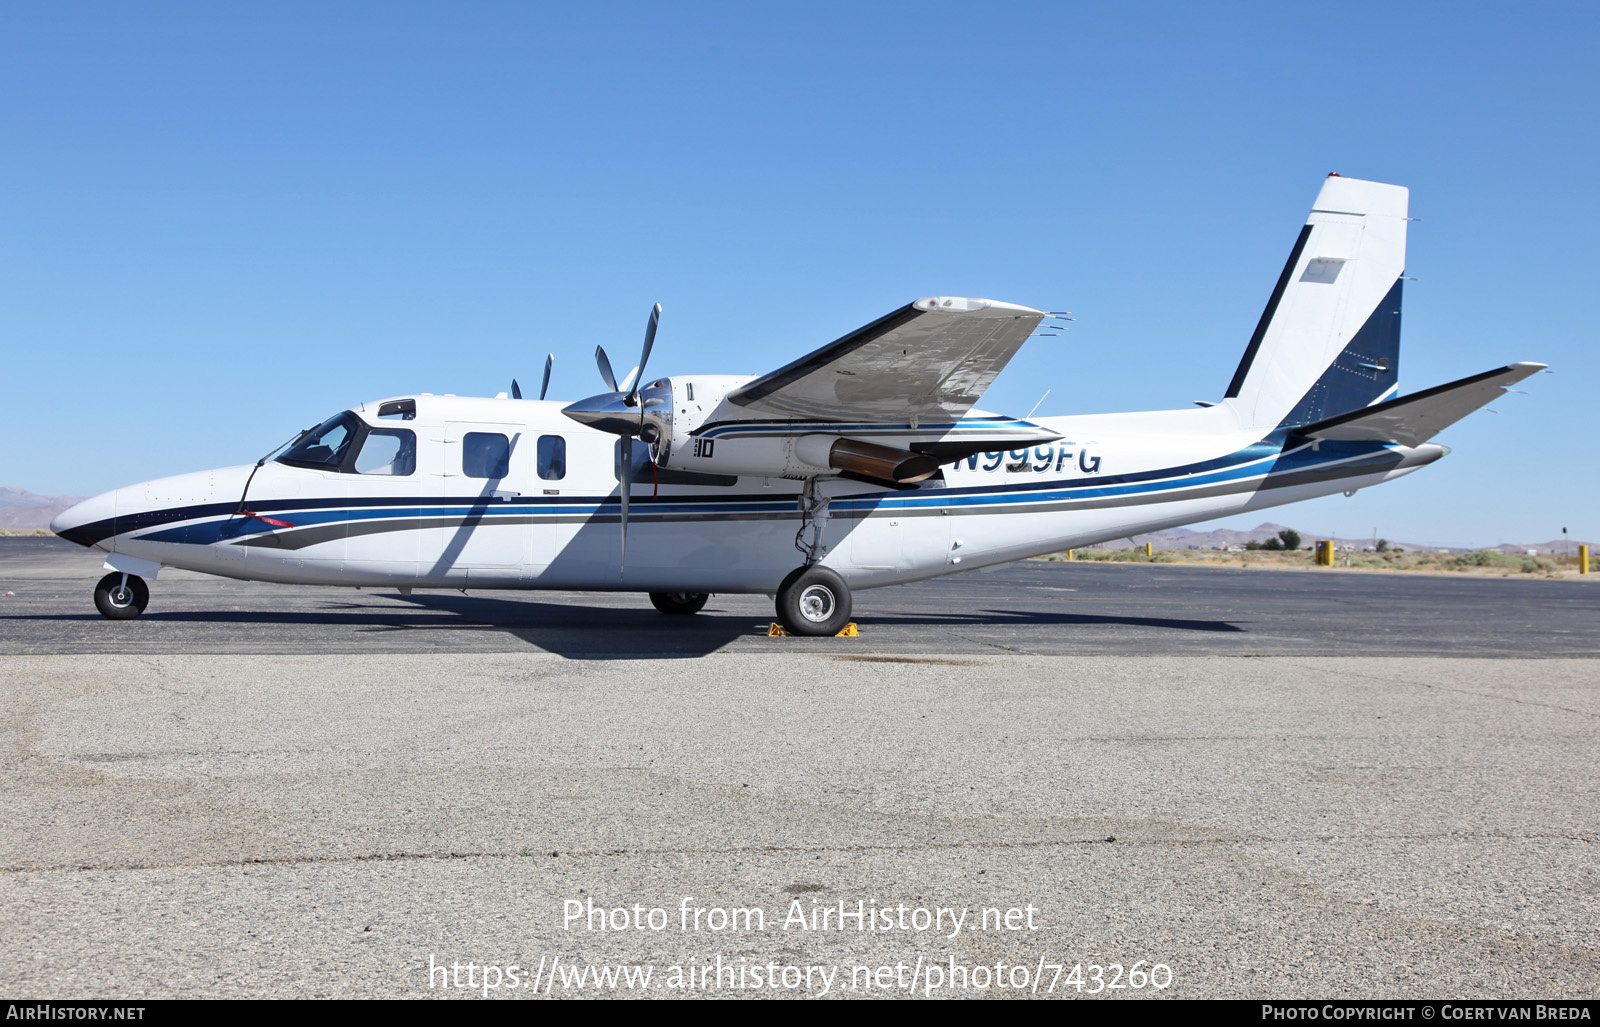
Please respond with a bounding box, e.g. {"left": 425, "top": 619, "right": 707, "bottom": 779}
{"left": 50, "top": 490, "right": 117, "bottom": 548}
{"left": 50, "top": 466, "right": 253, "bottom": 549}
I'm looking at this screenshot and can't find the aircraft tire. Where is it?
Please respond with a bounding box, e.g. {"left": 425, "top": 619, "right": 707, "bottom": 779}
{"left": 94, "top": 572, "right": 149, "bottom": 620}
{"left": 775, "top": 565, "right": 852, "bottom": 637}
{"left": 649, "top": 591, "right": 710, "bottom": 615}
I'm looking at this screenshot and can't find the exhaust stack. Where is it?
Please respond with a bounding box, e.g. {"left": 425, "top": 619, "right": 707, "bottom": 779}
{"left": 795, "top": 435, "right": 939, "bottom": 483}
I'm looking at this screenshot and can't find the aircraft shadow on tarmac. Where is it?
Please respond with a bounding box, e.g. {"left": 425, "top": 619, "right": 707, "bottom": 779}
{"left": 16, "top": 592, "right": 1245, "bottom": 659}
{"left": 865, "top": 610, "right": 1247, "bottom": 633}
{"left": 387, "top": 593, "right": 1247, "bottom": 655}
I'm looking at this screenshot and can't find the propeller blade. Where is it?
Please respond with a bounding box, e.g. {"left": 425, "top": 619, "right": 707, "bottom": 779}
{"left": 595, "top": 346, "right": 619, "bottom": 393}
{"left": 618, "top": 435, "right": 631, "bottom": 573}
{"left": 539, "top": 354, "right": 553, "bottom": 401}
{"left": 510, "top": 379, "right": 522, "bottom": 400}
{"left": 628, "top": 303, "right": 661, "bottom": 405}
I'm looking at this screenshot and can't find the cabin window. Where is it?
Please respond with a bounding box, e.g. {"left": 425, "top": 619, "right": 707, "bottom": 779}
{"left": 354, "top": 429, "right": 416, "bottom": 475}
{"left": 377, "top": 399, "right": 416, "bottom": 420}
{"left": 277, "top": 411, "right": 361, "bottom": 471}
{"left": 537, "top": 435, "right": 566, "bottom": 480}
{"left": 463, "top": 432, "right": 511, "bottom": 478}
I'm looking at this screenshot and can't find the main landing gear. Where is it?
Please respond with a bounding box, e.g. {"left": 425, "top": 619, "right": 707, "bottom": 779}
{"left": 93, "top": 572, "right": 149, "bottom": 620}
{"left": 649, "top": 591, "right": 710, "bottom": 615}
{"left": 648, "top": 568, "right": 854, "bottom": 637}
{"left": 772, "top": 478, "right": 853, "bottom": 636}
{"left": 774, "top": 565, "right": 852, "bottom": 637}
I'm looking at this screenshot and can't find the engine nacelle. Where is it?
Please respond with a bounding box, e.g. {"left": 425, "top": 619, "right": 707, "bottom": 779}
{"left": 639, "top": 375, "right": 938, "bottom": 483}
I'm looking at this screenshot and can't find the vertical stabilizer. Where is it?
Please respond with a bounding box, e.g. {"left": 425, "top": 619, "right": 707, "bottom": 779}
{"left": 1223, "top": 175, "right": 1409, "bottom": 429}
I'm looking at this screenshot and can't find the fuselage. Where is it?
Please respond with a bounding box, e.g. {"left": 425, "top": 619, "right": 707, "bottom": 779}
{"left": 51, "top": 393, "right": 1445, "bottom": 593}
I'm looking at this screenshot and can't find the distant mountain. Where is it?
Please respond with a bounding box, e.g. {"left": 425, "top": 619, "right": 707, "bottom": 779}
{"left": 0, "top": 488, "right": 85, "bottom": 531}
{"left": 1491, "top": 539, "right": 1596, "bottom": 556}
{"left": 1094, "top": 522, "right": 1592, "bottom": 555}
{"left": 1101, "top": 522, "right": 1300, "bottom": 550}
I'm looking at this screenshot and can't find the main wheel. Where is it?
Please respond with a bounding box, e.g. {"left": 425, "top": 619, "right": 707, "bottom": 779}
{"left": 94, "top": 572, "right": 149, "bottom": 620}
{"left": 775, "top": 565, "right": 852, "bottom": 637}
{"left": 649, "top": 591, "right": 710, "bottom": 615}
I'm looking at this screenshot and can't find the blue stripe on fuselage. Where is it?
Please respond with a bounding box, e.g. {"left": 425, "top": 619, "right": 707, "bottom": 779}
{"left": 125, "top": 438, "right": 1393, "bottom": 547}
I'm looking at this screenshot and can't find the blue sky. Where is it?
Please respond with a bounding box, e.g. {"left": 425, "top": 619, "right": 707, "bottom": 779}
{"left": 2, "top": 2, "right": 1593, "bottom": 546}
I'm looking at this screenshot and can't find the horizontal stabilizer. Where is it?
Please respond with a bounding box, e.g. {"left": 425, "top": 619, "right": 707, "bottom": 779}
{"left": 1296, "top": 362, "right": 1546, "bottom": 447}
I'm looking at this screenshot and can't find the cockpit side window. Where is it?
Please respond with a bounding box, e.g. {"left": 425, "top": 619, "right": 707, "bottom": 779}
{"left": 278, "top": 412, "right": 362, "bottom": 471}
{"left": 355, "top": 429, "right": 416, "bottom": 475}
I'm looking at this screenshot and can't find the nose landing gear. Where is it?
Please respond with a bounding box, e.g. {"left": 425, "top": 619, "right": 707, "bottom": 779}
{"left": 94, "top": 572, "right": 149, "bottom": 620}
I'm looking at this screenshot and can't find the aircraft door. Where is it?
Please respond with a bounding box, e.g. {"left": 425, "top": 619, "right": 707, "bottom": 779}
{"left": 421, "top": 420, "right": 551, "bottom": 583}
{"left": 340, "top": 425, "right": 422, "bottom": 580}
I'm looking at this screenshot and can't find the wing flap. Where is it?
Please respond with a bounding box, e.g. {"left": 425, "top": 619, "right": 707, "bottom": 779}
{"left": 1297, "top": 362, "right": 1546, "bottom": 447}
{"left": 725, "top": 296, "right": 1048, "bottom": 422}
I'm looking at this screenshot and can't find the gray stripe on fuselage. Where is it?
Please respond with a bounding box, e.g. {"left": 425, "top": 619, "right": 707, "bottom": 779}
{"left": 233, "top": 510, "right": 802, "bottom": 550}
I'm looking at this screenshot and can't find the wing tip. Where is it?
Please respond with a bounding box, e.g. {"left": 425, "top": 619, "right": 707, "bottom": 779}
{"left": 913, "top": 296, "right": 1045, "bottom": 316}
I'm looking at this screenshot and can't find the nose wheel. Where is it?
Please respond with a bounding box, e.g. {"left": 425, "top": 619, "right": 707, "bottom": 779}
{"left": 94, "top": 572, "right": 149, "bottom": 620}
{"left": 775, "top": 565, "right": 852, "bottom": 637}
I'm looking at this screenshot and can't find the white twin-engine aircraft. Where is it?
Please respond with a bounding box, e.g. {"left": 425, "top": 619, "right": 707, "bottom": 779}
{"left": 53, "top": 175, "right": 1543, "bottom": 634}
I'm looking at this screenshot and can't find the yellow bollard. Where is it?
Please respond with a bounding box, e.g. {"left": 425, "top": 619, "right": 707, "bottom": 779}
{"left": 1315, "top": 540, "right": 1335, "bottom": 567}
{"left": 1581, "top": 545, "right": 1590, "bottom": 574}
{"left": 1144, "top": 542, "right": 1153, "bottom": 557}
{"left": 1066, "top": 549, "right": 1074, "bottom": 561}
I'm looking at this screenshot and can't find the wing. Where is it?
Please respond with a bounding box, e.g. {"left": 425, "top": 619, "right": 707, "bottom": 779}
{"left": 1296, "top": 362, "right": 1546, "bottom": 447}
{"left": 724, "top": 296, "right": 1048, "bottom": 423}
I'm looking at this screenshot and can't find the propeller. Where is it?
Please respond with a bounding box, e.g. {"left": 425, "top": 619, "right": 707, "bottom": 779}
{"left": 630, "top": 303, "right": 660, "bottom": 409}
{"left": 581, "top": 304, "right": 663, "bottom": 573}
{"left": 511, "top": 354, "right": 555, "bottom": 402}
{"left": 619, "top": 435, "right": 633, "bottom": 568}
{"left": 595, "top": 346, "right": 618, "bottom": 393}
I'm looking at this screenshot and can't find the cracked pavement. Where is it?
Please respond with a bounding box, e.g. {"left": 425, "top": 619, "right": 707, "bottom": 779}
{"left": 2, "top": 651, "right": 1597, "bottom": 998}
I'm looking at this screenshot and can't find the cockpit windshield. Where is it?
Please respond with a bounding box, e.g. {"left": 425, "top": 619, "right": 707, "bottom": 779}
{"left": 276, "top": 410, "right": 417, "bottom": 475}
{"left": 277, "top": 412, "right": 361, "bottom": 471}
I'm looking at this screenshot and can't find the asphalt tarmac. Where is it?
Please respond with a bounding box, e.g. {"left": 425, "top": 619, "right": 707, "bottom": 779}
{"left": 2, "top": 536, "right": 1597, "bottom": 658}
{"left": 1, "top": 538, "right": 1597, "bottom": 999}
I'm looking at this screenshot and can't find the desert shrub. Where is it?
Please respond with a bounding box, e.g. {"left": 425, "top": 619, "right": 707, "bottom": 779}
{"left": 1049, "top": 548, "right": 1175, "bottom": 563}
{"left": 1440, "top": 550, "right": 1556, "bottom": 573}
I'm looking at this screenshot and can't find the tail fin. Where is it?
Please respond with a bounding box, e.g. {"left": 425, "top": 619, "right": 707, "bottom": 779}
{"left": 1223, "top": 175, "right": 1409, "bottom": 430}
